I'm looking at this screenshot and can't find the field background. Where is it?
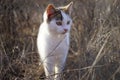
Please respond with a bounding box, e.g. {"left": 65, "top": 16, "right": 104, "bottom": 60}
{"left": 0, "top": 0, "right": 120, "bottom": 80}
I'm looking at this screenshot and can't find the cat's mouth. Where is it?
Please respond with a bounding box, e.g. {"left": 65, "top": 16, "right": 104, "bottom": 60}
{"left": 62, "top": 29, "right": 68, "bottom": 34}
{"left": 62, "top": 32, "right": 66, "bottom": 34}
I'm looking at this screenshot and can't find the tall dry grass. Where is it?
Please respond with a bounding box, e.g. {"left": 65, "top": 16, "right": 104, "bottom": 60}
{"left": 0, "top": 0, "right": 120, "bottom": 80}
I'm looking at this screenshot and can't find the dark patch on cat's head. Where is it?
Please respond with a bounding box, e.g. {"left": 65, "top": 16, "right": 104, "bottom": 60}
{"left": 45, "top": 2, "right": 73, "bottom": 23}
{"left": 47, "top": 9, "right": 63, "bottom": 22}
{"left": 46, "top": 4, "right": 63, "bottom": 22}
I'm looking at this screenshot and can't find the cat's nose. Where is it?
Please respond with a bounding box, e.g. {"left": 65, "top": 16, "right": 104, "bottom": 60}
{"left": 64, "top": 29, "right": 68, "bottom": 33}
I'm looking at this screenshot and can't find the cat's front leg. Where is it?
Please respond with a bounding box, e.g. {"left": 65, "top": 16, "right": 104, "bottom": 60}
{"left": 54, "top": 55, "right": 67, "bottom": 80}
{"left": 43, "top": 57, "right": 56, "bottom": 80}
{"left": 54, "top": 65, "right": 64, "bottom": 80}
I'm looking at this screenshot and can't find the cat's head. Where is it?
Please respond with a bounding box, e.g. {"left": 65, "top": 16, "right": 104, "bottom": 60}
{"left": 43, "top": 2, "right": 73, "bottom": 35}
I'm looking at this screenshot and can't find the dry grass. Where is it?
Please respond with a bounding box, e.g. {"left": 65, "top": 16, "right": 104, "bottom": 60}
{"left": 0, "top": 0, "right": 120, "bottom": 80}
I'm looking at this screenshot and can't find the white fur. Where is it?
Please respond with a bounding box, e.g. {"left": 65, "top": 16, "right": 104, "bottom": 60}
{"left": 37, "top": 10, "right": 72, "bottom": 80}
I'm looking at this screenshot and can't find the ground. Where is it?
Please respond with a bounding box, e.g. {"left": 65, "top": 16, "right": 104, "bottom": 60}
{"left": 0, "top": 0, "right": 120, "bottom": 80}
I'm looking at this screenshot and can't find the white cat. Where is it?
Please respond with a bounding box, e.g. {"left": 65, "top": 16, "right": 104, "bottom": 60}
{"left": 37, "top": 2, "right": 73, "bottom": 80}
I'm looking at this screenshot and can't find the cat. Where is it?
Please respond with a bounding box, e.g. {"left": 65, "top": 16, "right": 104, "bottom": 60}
{"left": 37, "top": 2, "right": 73, "bottom": 80}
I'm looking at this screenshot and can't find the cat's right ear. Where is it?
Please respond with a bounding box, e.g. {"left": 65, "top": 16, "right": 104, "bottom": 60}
{"left": 65, "top": 2, "right": 73, "bottom": 15}
{"left": 46, "top": 4, "right": 56, "bottom": 18}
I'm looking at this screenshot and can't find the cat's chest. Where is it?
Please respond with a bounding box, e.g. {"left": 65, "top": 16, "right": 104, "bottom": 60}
{"left": 47, "top": 35, "right": 69, "bottom": 49}
{"left": 42, "top": 34, "right": 69, "bottom": 54}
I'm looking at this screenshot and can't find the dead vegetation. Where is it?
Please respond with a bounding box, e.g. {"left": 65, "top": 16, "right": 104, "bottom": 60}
{"left": 0, "top": 0, "right": 120, "bottom": 80}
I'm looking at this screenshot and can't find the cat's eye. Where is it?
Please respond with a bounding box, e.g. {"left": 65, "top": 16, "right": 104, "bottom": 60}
{"left": 67, "top": 21, "right": 70, "bottom": 25}
{"left": 56, "top": 21, "right": 62, "bottom": 26}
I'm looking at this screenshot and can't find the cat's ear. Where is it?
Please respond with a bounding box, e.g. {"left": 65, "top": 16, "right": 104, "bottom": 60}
{"left": 64, "top": 2, "right": 73, "bottom": 15}
{"left": 46, "top": 4, "right": 56, "bottom": 17}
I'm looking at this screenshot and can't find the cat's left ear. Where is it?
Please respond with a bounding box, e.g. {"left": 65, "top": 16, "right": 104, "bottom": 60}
{"left": 65, "top": 2, "right": 73, "bottom": 15}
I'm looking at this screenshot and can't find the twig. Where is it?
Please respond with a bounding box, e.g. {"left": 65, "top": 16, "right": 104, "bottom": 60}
{"left": 40, "top": 64, "right": 108, "bottom": 79}
{"left": 87, "top": 32, "right": 111, "bottom": 79}
{"left": 0, "top": 36, "right": 15, "bottom": 75}
{"left": 39, "top": 35, "right": 66, "bottom": 66}
{"left": 108, "top": 66, "right": 120, "bottom": 80}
